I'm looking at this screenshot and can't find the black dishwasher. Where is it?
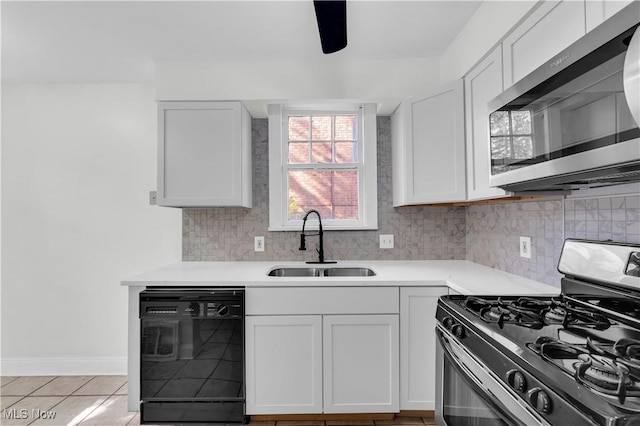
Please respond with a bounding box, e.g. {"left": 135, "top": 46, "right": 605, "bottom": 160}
{"left": 139, "top": 288, "right": 246, "bottom": 424}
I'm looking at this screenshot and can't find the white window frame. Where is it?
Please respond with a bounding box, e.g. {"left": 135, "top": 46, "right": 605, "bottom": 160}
{"left": 268, "top": 103, "right": 378, "bottom": 231}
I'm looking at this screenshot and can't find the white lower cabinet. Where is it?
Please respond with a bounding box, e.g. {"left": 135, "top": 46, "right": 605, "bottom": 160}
{"left": 245, "top": 286, "right": 400, "bottom": 415}
{"left": 246, "top": 314, "right": 399, "bottom": 415}
{"left": 323, "top": 315, "right": 399, "bottom": 413}
{"left": 400, "top": 287, "right": 448, "bottom": 410}
{"left": 245, "top": 315, "right": 323, "bottom": 414}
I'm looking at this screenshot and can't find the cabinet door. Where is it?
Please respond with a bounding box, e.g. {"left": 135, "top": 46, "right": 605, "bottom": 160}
{"left": 503, "top": 0, "right": 586, "bottom": 88}
{"left": 465, "top": 46, "right": 511, "bottom": 201}
{"left": 400, "top": 287, "right": 448, "bottom": 410}
{"left": 245, "top": 316, "right": 323, "bottom": 414}
{"left": 158, "top": 101, "right": 252, "bottom": 207}
{"left": 323, "top": 315, "right": 399, "bottom": 413}
{"left": 586, "top": 0, "right": 634, "bottom": 32}
{"left": 392, "top": 80, "right": 466, "bottom": 205}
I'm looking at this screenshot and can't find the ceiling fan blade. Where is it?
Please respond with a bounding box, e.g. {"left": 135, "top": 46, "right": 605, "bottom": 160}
{"left": 313, "top": 0, "right": 347, "bottom": 54}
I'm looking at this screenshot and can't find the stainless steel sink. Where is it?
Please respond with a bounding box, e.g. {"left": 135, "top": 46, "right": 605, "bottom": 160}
{"left": 267, "top": 267, "right": 376, "bottom": 277}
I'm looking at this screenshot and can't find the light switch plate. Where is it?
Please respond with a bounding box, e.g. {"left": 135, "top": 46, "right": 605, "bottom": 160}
{"left": 254, "top": 236, "right": 265, "bottom": 252}
{"left": 149, "top": 191, "right": 157, "bottom": 205}
{"left": 380, "top": 234, "right": 394, "bottom": 249}
{"left": 520, "top": 236, "right": 531, "bottom": 259}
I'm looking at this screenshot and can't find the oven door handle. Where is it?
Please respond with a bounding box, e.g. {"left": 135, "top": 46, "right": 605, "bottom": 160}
{"left": 437, "top": 324, "right": 551, "bottom": 426}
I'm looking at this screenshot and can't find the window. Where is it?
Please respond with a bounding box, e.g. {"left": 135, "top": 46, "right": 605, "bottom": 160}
{"left": 268, "top": 104, "right": 378, "bottom": 231}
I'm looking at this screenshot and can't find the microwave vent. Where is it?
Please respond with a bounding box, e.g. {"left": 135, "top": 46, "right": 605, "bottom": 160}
{"left": 502, "top": 161, "right": 640, "bottom": 192}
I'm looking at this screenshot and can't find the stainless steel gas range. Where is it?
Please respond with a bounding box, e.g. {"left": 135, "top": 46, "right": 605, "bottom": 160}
{"left": 435, "top": 239, "right": 640, "bottom": 426}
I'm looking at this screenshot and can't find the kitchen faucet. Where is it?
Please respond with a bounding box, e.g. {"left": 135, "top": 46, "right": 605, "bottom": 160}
{"left": 299, "top": 209, "right": 336, "bottom": 264}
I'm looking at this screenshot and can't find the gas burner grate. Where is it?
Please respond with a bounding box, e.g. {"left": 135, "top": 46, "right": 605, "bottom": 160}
{"left": 529, "top": 336, "right": 640, "bottom": 404}
{"left": 462, "top": 296, "right": 611, "bottom": 330}
{"left": 514, "top": 297, "right": 610, "bottom": 329}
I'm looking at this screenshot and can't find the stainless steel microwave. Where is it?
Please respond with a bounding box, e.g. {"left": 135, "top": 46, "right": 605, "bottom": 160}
{"left": 488, "top": 1, "right": 640, "bottom": 192}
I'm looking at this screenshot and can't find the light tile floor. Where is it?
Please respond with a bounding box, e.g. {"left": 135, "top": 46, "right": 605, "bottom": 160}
{"left": 1, "top": 376, "right": 434, "bottom": 426}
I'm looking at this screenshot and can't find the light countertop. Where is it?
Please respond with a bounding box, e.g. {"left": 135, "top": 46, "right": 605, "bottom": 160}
{"left": 121, "top": 260, "right": 560, "bottom": 296}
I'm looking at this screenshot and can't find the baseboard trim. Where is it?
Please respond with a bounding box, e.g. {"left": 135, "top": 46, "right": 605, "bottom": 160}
{"left": 249, "top": 411, "right": 434, "bottom": 422}
{"left": 1, "top": 357, "right": 127, "bottom": 376}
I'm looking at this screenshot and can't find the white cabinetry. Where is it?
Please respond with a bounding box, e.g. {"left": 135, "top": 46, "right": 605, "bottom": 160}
{"left": 245, "top": 315, "right": 323, "bottom": 414}
{"left": 399, "top": 287, "right": 448, "bottom": 410}
{"left": 323, "top": 315, "right": 399, "bottom": 413}
{"left": 465, "top": 46, "right": 511, "bottom": 201}
{"left": 392, "top": 80, "right": 465, "bottom": 206}
{"left": 157, "top": 101, "right": 252, "bottom": 207}
{"left": 245, "top": 287, "right": 399, "bottom": 415}
{"left": 502, "top": 0, "right": 586, "bottom": 89}
{"left": 586, "top": 0, "right": 634, "bottom": 32}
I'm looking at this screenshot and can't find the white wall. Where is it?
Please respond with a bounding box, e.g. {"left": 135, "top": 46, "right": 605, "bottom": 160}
{"left": 440, "top": 1, "right": 538, "bottom": 80}
{"left": 155, "top": 57, "right": 442, "bottom": 117}
{"left": 1, "top": 84, "right": 182, "bottom": 375}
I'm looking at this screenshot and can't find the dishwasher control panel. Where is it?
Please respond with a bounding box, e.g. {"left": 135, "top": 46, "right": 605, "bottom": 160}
{"left": 140, "top": 288, "right": 244, "bottom": 319}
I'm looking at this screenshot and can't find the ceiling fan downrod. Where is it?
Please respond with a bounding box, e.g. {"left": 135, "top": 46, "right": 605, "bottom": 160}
{"left": 313, "top": 0, "right": 347, "bottom": 54}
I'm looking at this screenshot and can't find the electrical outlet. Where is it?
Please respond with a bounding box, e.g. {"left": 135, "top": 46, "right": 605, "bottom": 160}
{"left": 254, "top": 236, "right": 265, "bottom": 252}
{"left": 149, "top": 191, "right": 157, "bottom": 205}
{"left": 520, "top": 236, "right": 531, "bottom": 259}
{"left": 380, "top": 234, "right": 394, "bottom": 249}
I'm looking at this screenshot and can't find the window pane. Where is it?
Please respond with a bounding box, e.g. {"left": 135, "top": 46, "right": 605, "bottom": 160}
{"left": 335, "top": 115, "right": 357, "bottom": 140}
{"left": 312, "top": 116, "right": 332, "bottom": 141}
{"left": 288, "top": 170, "right": 358, "bottom": 220}
{"left": 335, "top": 142, "right": 356, "bottom": 163}
{"left": 511, "top": 111, "right": 532, "bottom": 134}
{"left": 289, "top": 116, "right": 310, "bottom": 141}
{"left": 490, "top": 111, "right": 510, "bottom": 136}
{"left": 491, "top": 136, "right": 512, "bottom": 159}
{"left": 513, "top": 136, "right": 533, "bottom": 159}
{"left": 289, "top": 141, "right": 309, "bottom": 163}
{"left": 312, "top": 141, "right": 332, "bottom": 163}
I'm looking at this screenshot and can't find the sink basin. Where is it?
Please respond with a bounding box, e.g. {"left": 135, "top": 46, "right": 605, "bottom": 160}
{"left": 267, "top": 267, "right": 322, "bottom": 277}
{"left": 322, "top": 267, "right": 376, "bottom": 277}
{"left": 267, "top": 267, "right": 376, "bottom": 277}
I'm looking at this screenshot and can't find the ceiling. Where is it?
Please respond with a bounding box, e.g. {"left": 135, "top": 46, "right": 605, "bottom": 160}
{"left": 1, "top": 1, "right": 482, "bottom": 84}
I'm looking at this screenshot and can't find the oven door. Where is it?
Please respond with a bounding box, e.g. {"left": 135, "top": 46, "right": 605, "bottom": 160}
{"left": 435, "top": 325, "right": 549, "bottom": 426}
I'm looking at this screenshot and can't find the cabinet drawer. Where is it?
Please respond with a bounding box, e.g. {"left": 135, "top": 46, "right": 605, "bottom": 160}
{"left": 246, "top": 287, "right": 399, "bottom": 315}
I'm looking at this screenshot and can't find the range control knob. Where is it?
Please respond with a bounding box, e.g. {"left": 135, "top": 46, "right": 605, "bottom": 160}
{"left": 216, "top": 304, "right": 229, "bottom": 316}
{"left": 443, "top": 316, "right": 454, "bottom": 329}
{"left": 527, "top": 387, "right": 552, "bottom": 414}
{"left": 506, "top": 369, "right": 527, "bottom": 393}
{"left": 451, "top": 324, "right": 465, "bottom": 339}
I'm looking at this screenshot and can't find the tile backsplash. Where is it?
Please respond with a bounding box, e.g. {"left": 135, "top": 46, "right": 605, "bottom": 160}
{"left": 465, "top": 199, "right": 565, "bottom": 286}
{"left": 183, "top": 117, "right": 640, "bottom": 288}
{"left": 466, "top": 195, "right": 640, "bottom": 286}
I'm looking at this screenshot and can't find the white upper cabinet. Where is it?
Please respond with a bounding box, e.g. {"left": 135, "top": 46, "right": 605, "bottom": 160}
{"left": 392, "top": 80, "right": 466, "bottom": 206}
{"left": 465, "top": 46, "right": 511, "bottom": 201}
{"left": 157, "top": 101, "right": 252, "bottom": 207}
{"left": 585, "top": 0, "right": 635, "bottom": 32}
{"left": 502, "top": 0, "right": 586, "bottom": 89}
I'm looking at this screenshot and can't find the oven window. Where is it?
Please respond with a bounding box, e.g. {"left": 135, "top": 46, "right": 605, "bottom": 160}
{"left": 443, "top": 360, "right": 509, "bottom": 426}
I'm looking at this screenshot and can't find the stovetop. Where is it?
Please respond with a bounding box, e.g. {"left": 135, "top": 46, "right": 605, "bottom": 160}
{"left": 437, "top": 292, "right": 640, "bottom": 425}
{"left": 436, "top": 239, "right": 640, "bottom": 426}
